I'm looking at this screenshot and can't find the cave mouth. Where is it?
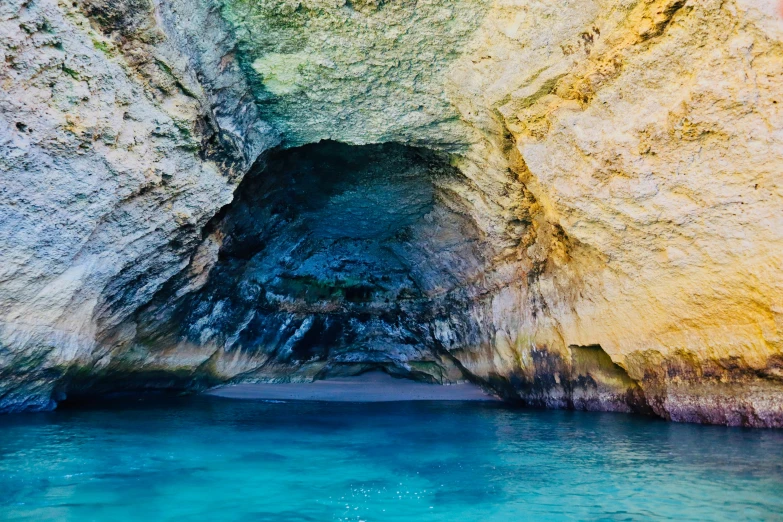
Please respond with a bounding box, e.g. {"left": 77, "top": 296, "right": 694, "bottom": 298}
{"left": 134, "top": 140, "right": 489, "bottom": 385}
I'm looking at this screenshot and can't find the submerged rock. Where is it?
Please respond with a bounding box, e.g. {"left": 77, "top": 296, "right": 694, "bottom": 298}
{"left": 1, "top": 0, "right": 782, "bottom": 426}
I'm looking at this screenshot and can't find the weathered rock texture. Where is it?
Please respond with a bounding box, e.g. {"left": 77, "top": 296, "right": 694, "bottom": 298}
{"left": 1, "top": 0, "right": 782, "bottom": 426}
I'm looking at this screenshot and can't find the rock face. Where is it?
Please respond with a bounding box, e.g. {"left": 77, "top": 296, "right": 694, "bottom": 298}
{"left": 1, "top": 0, "right": 782, "bottom": 426}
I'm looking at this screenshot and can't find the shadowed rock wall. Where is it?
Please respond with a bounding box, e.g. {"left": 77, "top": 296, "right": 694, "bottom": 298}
{"left": 100, "top": 141, "right": 486, "bottom": 387}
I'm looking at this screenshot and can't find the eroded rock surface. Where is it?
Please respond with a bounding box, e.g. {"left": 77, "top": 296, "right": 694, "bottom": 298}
{"left": 1, "top": 0, "right": 782, "bottom": 426}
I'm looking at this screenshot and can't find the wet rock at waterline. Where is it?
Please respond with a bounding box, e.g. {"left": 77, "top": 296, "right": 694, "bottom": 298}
{"left": 1, "top": 0, "right": 782, "bottom": 426}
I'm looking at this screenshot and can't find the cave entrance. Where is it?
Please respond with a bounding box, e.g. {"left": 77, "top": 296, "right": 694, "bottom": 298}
{"left": 144, "top": 141, "right": 488, "bottom": 383}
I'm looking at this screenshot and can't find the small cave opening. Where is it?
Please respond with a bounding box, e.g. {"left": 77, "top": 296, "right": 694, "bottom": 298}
{"left": 133, "top": 140, "right": 490, "bottom": 385}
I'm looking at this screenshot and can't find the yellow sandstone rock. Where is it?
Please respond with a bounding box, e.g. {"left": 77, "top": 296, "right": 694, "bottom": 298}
{"left": 1, "top": 0, "right": 781, "bottom": 425}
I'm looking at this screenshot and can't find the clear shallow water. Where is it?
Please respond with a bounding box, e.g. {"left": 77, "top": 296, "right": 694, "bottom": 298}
{"left": 0, "top": 397, "right": 782, "bottom": 521}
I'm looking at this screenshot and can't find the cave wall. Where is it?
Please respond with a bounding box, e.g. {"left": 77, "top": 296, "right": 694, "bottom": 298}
{"left": 110, "top": 141, "right": 487, "bottom": 386}
{"left": 1, "top": 0, "right": 782, "bottom": 426}
{"left": 0, "top": 0, "right": 276, "bottom": 410}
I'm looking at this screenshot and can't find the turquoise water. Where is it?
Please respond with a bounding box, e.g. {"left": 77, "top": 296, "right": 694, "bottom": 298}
{"left": 1, "top": 397, "right": 782, "bottom": 521}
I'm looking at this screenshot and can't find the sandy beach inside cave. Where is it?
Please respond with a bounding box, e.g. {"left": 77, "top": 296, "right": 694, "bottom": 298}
{"left": 206, "top": 372, "right": 499, "bottom": 402}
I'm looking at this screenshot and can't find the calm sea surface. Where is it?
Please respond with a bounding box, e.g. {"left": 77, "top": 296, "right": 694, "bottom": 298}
{"left": 0, "top": 396, "right": 781, "bottom": 521}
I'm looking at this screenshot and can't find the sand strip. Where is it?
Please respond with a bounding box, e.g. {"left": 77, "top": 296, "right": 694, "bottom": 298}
{"left": 206, "top": 372, "right": 499, "bottom": 402}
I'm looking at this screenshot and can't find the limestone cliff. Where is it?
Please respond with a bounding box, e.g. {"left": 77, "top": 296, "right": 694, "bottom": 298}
{"left": 1, "top": 0, "right": 781, "bottom": 426}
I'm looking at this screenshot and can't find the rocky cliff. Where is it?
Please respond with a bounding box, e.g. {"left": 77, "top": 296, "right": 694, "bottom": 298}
{"left": 1, "top": 0, "right": 782, "bottom": 426}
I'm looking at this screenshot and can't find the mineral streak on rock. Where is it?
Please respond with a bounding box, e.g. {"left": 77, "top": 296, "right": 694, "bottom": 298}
{"left": 1, "top": 0, "right": 782, "bottom": 426}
